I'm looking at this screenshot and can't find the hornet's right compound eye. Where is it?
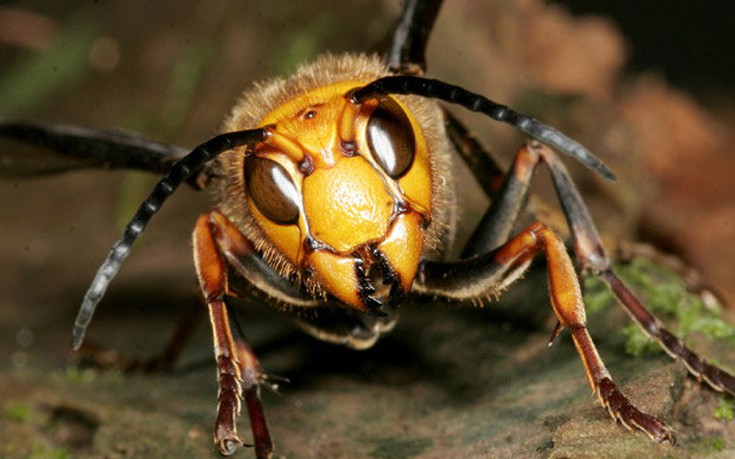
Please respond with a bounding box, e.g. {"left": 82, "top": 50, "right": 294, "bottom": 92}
{"left": 244, "top": 156, "right": 301, "bottom": 225}
{"left": 366, "top": 97, "right": 416, "bottom": 179}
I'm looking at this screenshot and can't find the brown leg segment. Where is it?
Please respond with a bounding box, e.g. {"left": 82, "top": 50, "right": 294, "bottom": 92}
{"left": 418, "top": 139, "right": 735, "bottom": 442}
{"left": 417, "top": 222, "right": 675, "bottom": 441}
{"left": 457, "top": 139, "right": 735, "bottom": 397}
{"left": 193, "top": 212, "right": 274, "bottom": 458}
{"left": 494, "top": 222, "right": 674, "bottom": 442}
{"left": 536, "top": 147, "right": 735, "bottom": 396}
{"left": 601, "top": 271, "right": 735, "bottom": 394}
{"left": 461, "top": 142, "right": 539, "bottom": 258}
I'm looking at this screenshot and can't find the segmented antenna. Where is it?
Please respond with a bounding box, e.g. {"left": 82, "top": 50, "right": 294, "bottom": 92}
{"left": 72, "top": 129, "right": 267, "bottom": 350}
{"left": 352, "top": 76, "right": 617, "bottom": 181}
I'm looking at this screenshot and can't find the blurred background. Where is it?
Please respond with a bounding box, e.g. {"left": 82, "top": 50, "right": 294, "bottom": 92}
{"left": 0, "top": 1, "right": 733, "bottom": 457}
{"left": 1, "top": 0, "right": 732, "bottom": 301}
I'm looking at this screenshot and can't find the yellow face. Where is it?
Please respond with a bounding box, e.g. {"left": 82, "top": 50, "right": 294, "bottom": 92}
{"left": 243, "top": 81, "right": 433, "bottom": 311}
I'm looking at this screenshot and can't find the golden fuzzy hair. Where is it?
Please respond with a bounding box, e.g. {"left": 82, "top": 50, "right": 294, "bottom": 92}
{"left": 214, "top": 53, "right": 457, "bottom": 295}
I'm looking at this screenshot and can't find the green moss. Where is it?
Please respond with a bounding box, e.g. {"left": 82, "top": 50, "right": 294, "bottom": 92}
{"left": 3, "top": 402, "right": 31, "bottom": 423}
{"left": 707, "top": 437, "right": 725, "bottom": 453}
{"left": 714, "top": 396, "right": 734, "bottom": 421}
{"left": 63, "top": 366, "right": 99, "bottom": 385}
{"left": 582, "top": 276, "right": 612, "bottom": 314}
{"left": 30, "top": 444, "right": 70, "bottom": 459}
{"left": 584, "top": 257, "right": 735, "bottom": 355}
{"left": 369, "top": 436, "right": 433, "bottom": 459}
{"left": 621, "top": 323, "right": 661, "bottom": 356}
{"left": 585, "top": 257, "right": 735, "bottom": 420}
{"left": 59, "top": 366, "right": 123, "bottom": 386}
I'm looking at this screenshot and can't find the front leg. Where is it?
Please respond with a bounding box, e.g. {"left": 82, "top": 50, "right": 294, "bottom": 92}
{"left": 414, "top": 222, "right": 675, "bottom": 442}
{"left": 193, "top": 212, "right": 273, "bottom": 458}
{"left": 460, "top": 141, "right": 735, "bottom": 395}
{"left": 383, "top": 0, "right": 444, "bottom": 73}
{"left": 0, "top": 122, "right": 189, "bottom": 176}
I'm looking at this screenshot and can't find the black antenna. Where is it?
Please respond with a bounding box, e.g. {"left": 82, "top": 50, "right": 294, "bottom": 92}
{"left": 352, "top": 76, "right": 617, "bottom": 181}
{"left": 72, "top": 129, "right": 267, "bottom": 350}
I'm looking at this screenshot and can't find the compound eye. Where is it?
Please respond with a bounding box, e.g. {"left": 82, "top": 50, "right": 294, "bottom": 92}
{"left": 366, "top": 97, "right": 416, "bottom": 179}
{"left": 244, "top": 156, "right": 300, "bottom": 225}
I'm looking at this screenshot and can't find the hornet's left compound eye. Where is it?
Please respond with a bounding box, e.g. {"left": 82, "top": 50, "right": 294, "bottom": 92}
{"left": 366, "top": 97, "right": 416, "bottom": 179}
{"left": 244, "top": 156, "right": 301, "bottom": 225}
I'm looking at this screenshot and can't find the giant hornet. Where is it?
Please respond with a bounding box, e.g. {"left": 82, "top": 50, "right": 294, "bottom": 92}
{"left": 1, "top": 1, "right": 733, "bottom": 457}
